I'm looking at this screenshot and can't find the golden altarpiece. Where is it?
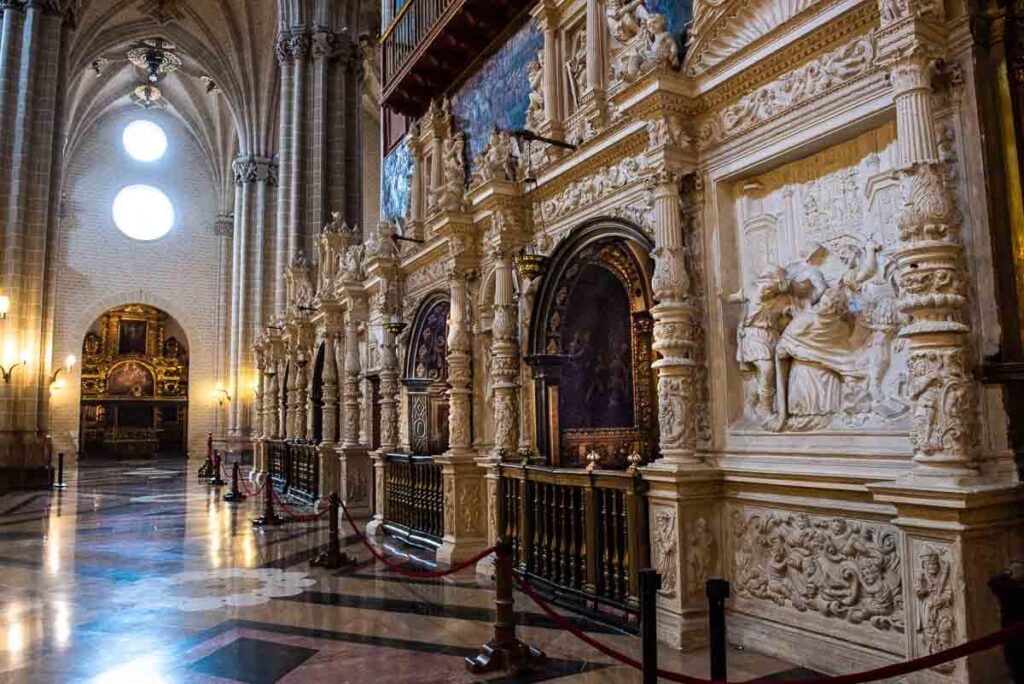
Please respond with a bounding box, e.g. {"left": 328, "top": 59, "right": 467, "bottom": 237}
{"left": 79, "top": 304, "right": 189, "bottom": 457}
{"left": 253, "top": 0, "right": 1024, "bottom": 680}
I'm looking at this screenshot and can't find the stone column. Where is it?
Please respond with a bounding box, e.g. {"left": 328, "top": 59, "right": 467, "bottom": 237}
{"left": 584, "top": 0, "right": 607, "bottom": 103}
{"left": 532, "top": 1, "right": 562, "bottom": 138}
{"left": 284, "top": 355, "right": 298, "bottom": 439}
{"left": 288, "top": 31, "right": 309, "bottom": 263}
{"left": 339, "top": 302, "right": 371, "bottom": 516}
{"left": 274, "top": 33, "right": 294, "bottom": 317}
{"left": 437, "top": 268, "right": 487, "bottom": 563}
{"left": 214, "top": 215, "right": 233, "bottom": 443}
{"left": 406, "top": 134, "right": 424, "bottom": 240}
{"left": 294, "top": 350, "right": 309, "bottom": 441}
{"left": 317, "top": 325, "right": 340, "bottom": 503}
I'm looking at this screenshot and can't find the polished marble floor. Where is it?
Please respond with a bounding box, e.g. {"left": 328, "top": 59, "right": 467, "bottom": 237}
{"left": 0, "top": 458, "right": 810, "bottom": 683}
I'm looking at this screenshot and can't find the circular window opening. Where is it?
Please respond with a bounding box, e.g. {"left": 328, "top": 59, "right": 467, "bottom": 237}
{"left": 122, "top": 119, "right": 167, "bottom": 162}
{"left": 112, "top": 185, "right": 174, "bottom": 241}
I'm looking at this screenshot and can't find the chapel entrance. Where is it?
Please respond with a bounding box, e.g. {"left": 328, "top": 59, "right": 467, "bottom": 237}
{"left": 78, "top": 304, "right": 189, "bottom": 458}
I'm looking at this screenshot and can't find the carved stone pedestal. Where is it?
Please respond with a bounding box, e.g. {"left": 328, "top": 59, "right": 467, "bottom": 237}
{"left": 436, "top": 459, "right": 488, "bottom": 565}
{"left": 641, "top": 464, "right": 723, "bottom": 650}
{"left": 365, "top": 451, "right": 388, "bottom": 538}
{"left": 869, "top": 481, "right": 1021, "bottom": 684}
{"left": 317, "top": 442, "right": 340, "bottom": 508}
{"left": 339, "top": 447, "right": 371, "bottom": 518}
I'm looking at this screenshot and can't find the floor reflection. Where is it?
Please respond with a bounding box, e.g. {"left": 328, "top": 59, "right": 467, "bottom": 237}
{"left": 0, "top": 457, "right": 803, "bottom": 683}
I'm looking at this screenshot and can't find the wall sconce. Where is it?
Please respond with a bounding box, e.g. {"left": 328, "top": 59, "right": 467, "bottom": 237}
{"left": 214, "top": 382, "right": 231, "bottom": 406}
{"left": 1, "top": 351, "right": 28, "bottom": 384}
{"left": 0, "top": 295, "right": 9, "bottom": 320}
{"left": 49, "top": 355, "right": 76, "bottom": 392}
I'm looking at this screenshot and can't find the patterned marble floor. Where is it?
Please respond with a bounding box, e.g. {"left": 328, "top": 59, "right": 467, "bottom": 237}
{"left": 0, "top": 458, "right": 811, "bottom": 683}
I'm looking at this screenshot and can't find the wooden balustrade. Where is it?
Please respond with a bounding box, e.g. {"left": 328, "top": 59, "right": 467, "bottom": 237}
{"left": 265, "top": 439, "right": 319, "bottom": 505}
{"left": 381, "top": 0, "right": 457, "bottom": 87}
{"left": 382, "top": 453, "right": 444, "bottom": 547}
{"left": 498, "top": 463, "right": 649, "bottom": 627}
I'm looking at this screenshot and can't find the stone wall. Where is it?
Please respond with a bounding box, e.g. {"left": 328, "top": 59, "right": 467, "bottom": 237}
{"left": 49, "top": 108, "right": 221, "bottom": 460}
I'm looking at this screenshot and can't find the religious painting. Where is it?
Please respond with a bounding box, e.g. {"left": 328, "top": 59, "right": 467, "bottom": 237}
{"left": 559, "top": 264, "right": 634, "bottom": 429}
{"left": 107, "top": 361, "right": 155, "bottom": 397}
{"left": 118, "top": 320, "right": 148, "bottom": 355}
{"left": 381, "top": 142, "right": 413, "bottom": 222}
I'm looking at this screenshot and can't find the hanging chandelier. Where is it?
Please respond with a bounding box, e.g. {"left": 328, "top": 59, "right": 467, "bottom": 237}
{"left": 132, "top": 83, "right": 164, "bottom": 109}
{"left": 126, "top": 38, "right": 181, "bottom": 83}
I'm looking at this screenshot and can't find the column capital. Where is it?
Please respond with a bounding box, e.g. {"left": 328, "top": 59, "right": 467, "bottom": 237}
{"left": 233, "top": 155, "right": 279, "bottom": 186}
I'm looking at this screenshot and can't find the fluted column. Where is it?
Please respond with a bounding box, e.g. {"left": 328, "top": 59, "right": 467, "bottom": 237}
{"left": 584, "top": 0, "right": 606, "bottom": 99}
{"left": 649, "top": 170, "right": 700, "bottom": 466}
{"left": 532, "top": 1, "right": 562, "bottom": 137}
{"left": 406, "top": 134, "right": 424, "bottom": 239}
{"left": 892, "top": 56, "right": 940, "bottom": 167}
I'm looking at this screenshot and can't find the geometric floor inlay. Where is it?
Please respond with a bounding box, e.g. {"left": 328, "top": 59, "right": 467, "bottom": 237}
{"left": 188, "top": 637, "right": 318, "bottom": 684}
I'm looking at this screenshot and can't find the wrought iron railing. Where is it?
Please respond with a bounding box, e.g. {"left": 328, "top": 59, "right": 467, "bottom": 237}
{"left": 381, "top": 0, "right": 459, "bottom": 86}
{"left": 266, "top": 439, "right": 319, "bottom": 504}
{"left": 498, "top": 463, "right": 649, "bottom": 627}
{"left": 382, "top": 453, "right": 444, "bottom": 546}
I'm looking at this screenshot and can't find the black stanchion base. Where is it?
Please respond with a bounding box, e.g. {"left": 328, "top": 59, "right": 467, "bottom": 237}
{"left": 197, "top": 465, "right": 213, "bottom": 480}
{"left": 51, "top": 483, "right": 67, "bottom": 490}
{"left": 208, "top": 477, "right": 227, "bottom": 487}
{"left": 465, "top": 641, "right": 547, "bottom": 675}
{"left": 251, "top": 514, "right": 286, "bottom": 527}
{"left": 223, "top": 491, "right": 247, "bottom": 502}
{"left": 310, "top": 550, "right": 357, "bottom": 569}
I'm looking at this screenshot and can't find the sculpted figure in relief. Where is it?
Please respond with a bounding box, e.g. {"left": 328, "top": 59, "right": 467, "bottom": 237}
{"left": 433, "top": 132, "right": 468, "bottom": 213}
{"left": 471, "top": 129, "right": 517, "bottom": 185}
{"left": 566, "top": 31, "right": 587, "bottom": 111}
{"left": 915, "top": 547, "right": 956, "bottom": 671}
{"left": 526, "top": 52, "right": 545, "bottom": 129}
{"left": 606, "top": 0, "right": 649, "bottom": 43}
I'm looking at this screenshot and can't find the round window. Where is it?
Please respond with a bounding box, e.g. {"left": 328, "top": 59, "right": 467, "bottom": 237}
{"left": 112, "top": 185, "right": 174, "bottom": 241}
{"left": 122, "top": 119, "right": 167, "bottom": 162}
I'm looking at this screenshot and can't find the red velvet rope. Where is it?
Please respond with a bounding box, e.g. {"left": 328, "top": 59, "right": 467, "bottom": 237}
{"left": 337, "top": 498, "right": 497, "bottom": 579}
{"left": 270, "top": 487, "right": 330, "bottom": 522}
{"left": 504, "top": 557, "right": 1024, "bottom": 684}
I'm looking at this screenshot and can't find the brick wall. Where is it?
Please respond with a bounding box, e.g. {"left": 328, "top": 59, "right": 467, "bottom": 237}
{"left": 49, "top": 108, "right": 222, "bottom": 460}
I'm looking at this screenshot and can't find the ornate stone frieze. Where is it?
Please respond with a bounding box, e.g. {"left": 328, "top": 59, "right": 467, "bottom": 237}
{"left": 877, "top": 0, "right": 943, "bottom": 28}
{"left": 405, "top": 259, "right": 448, "bottom": 294}
{"left": 700, "top": 37, "right": 877, "bottom": 147}
{"left": 537, "top": 153, "right": 646, "bottom": 224}
{"left": 732, "top": 509, "right": 905, "bottom": 634}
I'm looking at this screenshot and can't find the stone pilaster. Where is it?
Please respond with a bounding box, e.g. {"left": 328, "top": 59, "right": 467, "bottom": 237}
{"left": 581, "top": 0, "right": 608, "bottom": 126}
{"left": 339, "top": 298, "right": 371, "bottom": 516}
{"left": 531, "top": 0, "right": 563, "bottom": 139}
{"left": 406, "top": 133, "right": 425, "bottom": 240}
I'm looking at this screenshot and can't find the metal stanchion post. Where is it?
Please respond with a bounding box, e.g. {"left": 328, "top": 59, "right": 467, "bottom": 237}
{"left": 199, "top": 433, "right": 213, "bottom": 480}
{"left": 208, "top": 451, "right": 227, "bottom": 486}
{"left": 311, "top": 492, "right": 355, "bottom": 568}
{"left": 52, "top": 452, "right": 66, "bottom": 490}
{"left": 706, "top": 578, "right": 730, "bottom": 683}
{"left": 466, "top": 539, "right": 546, "bottom": 675}
{"left": 639, "top": 568, "right": 661, "bottom": 684}
{"left": 990, "top": 563, "right": 1024, "bottom": 683}
{"left": 223, "top": 461, "right": 247, "bottom": 502}
{"left": 251, "top": 476, "right": 284, "bottom": 527}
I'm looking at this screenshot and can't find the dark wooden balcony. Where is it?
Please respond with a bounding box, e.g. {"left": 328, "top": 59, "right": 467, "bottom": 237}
{"left": 381, "top": 0, "right": 533, "bottom": 116}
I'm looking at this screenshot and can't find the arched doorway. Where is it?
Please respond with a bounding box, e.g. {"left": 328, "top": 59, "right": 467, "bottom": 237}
{"left": 405, "top": 294, "right": 451, "bottom": 455}
{"left": 78, "top": 304, "right": 189, "bottom": 459}
{"left": 528, "top": 220, "right": 658, "bottom": 469}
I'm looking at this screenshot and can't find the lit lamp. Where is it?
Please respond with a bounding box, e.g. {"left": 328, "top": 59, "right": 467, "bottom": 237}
{"left": 0, "top": 295, "right": 9, "bottom": 320}
{"left": 214, "top": 382, "right": 231, "bottom": 406}
{"left": 1, "top": 343, "right": 28, "bottom": 384}
{"left": 49, "top": 355, "right": 76, "bottom": 391}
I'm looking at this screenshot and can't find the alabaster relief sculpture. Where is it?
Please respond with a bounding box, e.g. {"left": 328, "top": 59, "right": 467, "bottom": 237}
{"left": 729, "top": 130, "right": 909, "bottom": 433}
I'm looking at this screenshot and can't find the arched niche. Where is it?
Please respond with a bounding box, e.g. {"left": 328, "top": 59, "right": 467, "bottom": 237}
{"left": 527, "top": 219, "right": 657, "bottom": 468}
{"left": 79, "top": 303, "right": 189, "bottom": 458}
{"left": 404, "top": 293, "right": 451, "bottom": 455}
{"left": 310, "top": 342, "right": 326, "bottom": 443}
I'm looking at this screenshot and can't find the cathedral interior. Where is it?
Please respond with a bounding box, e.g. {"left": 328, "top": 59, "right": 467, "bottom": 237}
{"left": 1, "top": 0, "right": 1024, "bottom": 681}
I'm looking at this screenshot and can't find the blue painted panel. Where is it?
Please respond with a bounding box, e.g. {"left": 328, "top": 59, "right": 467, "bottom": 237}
{"left": 449, "top": 21, "right": 543, "bottom": 171}
{"left": 381, "top": 142, "right": 413, "bottom": 222}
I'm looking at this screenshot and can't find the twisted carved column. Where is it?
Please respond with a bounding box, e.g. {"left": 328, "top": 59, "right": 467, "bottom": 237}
{"left": 342, "top": 314, "right": 362, "bottom": 449}
{"left": 379, "top": 324, "right": 400, "bottom": 451}
{"left": 649, "top": 170, "right": 701, "bottom": 465}
{"left": 490, "top": 252, "right": 520, "bottom": 455}
{"left": 294, "top": 352, "right": 309, "bottom": 441}
{"left": 322, "top": 333, "right": 340, "bottom": 446}
{"left": 889, "top": 56, "right": 978, "bottom": 479}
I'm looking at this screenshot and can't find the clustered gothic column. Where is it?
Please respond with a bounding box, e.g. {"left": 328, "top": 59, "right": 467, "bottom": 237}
{"left": 0, "top": 1, "right": 78, "bottom": 482}
{"left": 213, "top": 214, "right": 234, "bottom": 442}
{"left": 228, "top": 156, "right": 277, "bottom": 443}
{"left": 274, "top": 10, "right": 363, "bottom": 318}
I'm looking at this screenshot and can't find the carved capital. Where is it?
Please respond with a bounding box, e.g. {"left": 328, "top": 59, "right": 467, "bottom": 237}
{"left": 233, "top": 155, "right": 279, "bottom": 186}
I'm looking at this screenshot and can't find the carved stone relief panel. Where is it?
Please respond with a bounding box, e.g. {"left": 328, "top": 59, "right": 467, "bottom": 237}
{"left": 909, "top": 540, "right": 958, "bottom": 673}
{"left": 728, "top": 123, "right": 911, "bottom": 434}
{"left": 730, "top": 507, "right": 905, "bottom": 650}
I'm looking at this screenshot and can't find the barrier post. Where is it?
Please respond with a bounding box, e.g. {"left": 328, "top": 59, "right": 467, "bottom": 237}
{"left": 466, "top": 539, "right": 546, "bottom": 675}
{"left": 311, "top": 492, "right": 356, "bottom": 568}
{"left": 199, "top": 433, "right": 213, "bottom": 480}
{"left": 52, "top": 452, "right": 66, "bottom": 490}
{"left": 990, "top": 564, "right": 1024, "bottom": 683}
{"left": 223, "top": 461, "right": 246, "bottom": 502}
{"left": 208, "top": 451, "right": 227, "bottom": 486}
{"left": 639, "top": 568, "right": 661, "bottom": 684}
{"left": 251, "top": 476, "right": 284, "bottom": 526}
{"left": 706, "top": 578, "right": 730, "bottom": 682}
